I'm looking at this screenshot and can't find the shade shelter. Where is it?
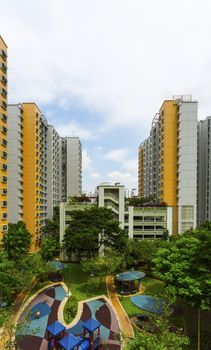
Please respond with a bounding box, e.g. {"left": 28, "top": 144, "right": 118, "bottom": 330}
{"left": 47, "top": 320, "right": 66, "bottom": 349}
{"left": 82, "top": 318, "right": 101, "bottom": 350}
{"left": 115, "top": 271, "right": 146, "bottom": 295}
{"left": 59, "top": 333, "right": 82, "bottom": 350}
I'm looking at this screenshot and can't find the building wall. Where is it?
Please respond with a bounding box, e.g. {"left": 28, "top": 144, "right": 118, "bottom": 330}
{"left": 127, "top": 206, "right": 173, "bottom": 239}
{"left": 98, "top": 184, "right": 125, "bottom": 229}
{"left": 66, "top": 137, "right": 82, "bottom": 198}
{"left": 139, "top": 96, "right": 198, "bottom": 235}
{"left": 0, "top": 36, "right": 8, "bottom": 242}
{"left": 197, "top": 117, "right": 211, "bottom": 225}
{"left": 8, "top": 104, "right": 24, "bottom": 223}
{"left": 177, "top": 101, "right": 198, "bottom": 233}
{"left": 159, "top": 100, "right": 178, "bottom": 233}
{"left": 46, "top": 125, "right": 60, "bottom": 218}
{"left": 22, "top": 103, "right": 43, "bottom": 252}
{"left": 138, "top": 145, "right": 142, "bottom": 197}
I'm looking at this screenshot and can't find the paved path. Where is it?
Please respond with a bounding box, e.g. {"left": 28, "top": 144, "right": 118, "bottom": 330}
{"left": 106, "top": 276, "right": 134, "bottom": 338}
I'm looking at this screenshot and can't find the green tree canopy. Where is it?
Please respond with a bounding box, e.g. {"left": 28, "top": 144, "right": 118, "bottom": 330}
{"left": 2, "top": 221, "right": 31, "bottom": 261}
{"left": 153, "top": 229, "right": 211, "bottom": 350}
{"left": 82, "top": 249, "right": 123, "bottom": 286}
{"left": 41, "top": 206, "right": 60, "bottom": 241}
{"left": 63, "top": 206, "right": 127, "bottom": 259}
{"left": 40, "top": 236, "right": 60, "bottom": 261}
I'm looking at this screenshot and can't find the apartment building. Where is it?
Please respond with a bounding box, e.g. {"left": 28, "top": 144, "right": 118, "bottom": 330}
{"left": 66, "top": 137, "right": 82, "bottom": 198}
{"left": 139, "top": 96, "right": 198, "bottom": 234}
{"left": 8, "top": 104, "right": 24, "bottom": 223}
{"left": 46, "top": 125, "right": 60, "bottom": 218}
{"left": 0, "top": 36, "right": 8, "bottom": 242}
{"left": 60, "top": 183, "right": 173, "bottom": 245}
{"left": 197, "top": 117, "right": 211, "bottom": 225}
{"left": 7, "top": 103, "right": 48, "bottom": 251}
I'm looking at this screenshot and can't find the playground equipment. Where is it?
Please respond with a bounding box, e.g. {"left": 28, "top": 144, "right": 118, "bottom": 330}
{"left": 58, "top": 318, "right": 101, "bottom": 350}
{"left": 82, "top": 318, "right": 101, "bottom": 350}
{"left": 47, "top": 320, "right": 66, "bottom": 349}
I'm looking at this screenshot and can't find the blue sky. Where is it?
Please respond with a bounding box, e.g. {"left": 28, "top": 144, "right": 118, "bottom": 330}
{"left": 1, "top": 0, "right": 211, "bottom": 192}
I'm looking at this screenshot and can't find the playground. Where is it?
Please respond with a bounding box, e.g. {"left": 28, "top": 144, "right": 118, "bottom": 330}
{"left": 17, "top": 283, "right": 121, "bottom": 350}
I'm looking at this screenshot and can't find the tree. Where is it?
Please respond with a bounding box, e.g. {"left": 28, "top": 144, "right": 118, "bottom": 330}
{"left": 40, "top": 236, "right": 60, "bottom": 261}
{"left": 42, "top": 206, "right": 60, "bottom": 241}
{"left": 2, "top": 221, "right": 31, "bottom": 261}
{"left": 153, "top": 229, "right": 211, "bottom": 350}
{"left": 63, "top": 206, "right": 128, "bottom": 259}
{"left": 125, "top": 239, "right": 167, "bottom": 270}
{"left": 126, "top": 298, "right": 190, "bottom": 350}
{"left": 0, "top": 253, "right": 17, "bottom": 303}
{"left": 82, "top": 250, "right": 123, "bottom": 286}
{"left": 126, "top": 330, "right": 190, "bottom": 350}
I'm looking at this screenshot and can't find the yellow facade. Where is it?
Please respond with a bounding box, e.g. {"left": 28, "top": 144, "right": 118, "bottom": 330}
{"left": 158, "top": 100, "right": 178, "bottom": 233}
{"left": 138, "top": 144, "right": 143, "bottom": 197}
{"left": 22, "top": 103, "right": 42, "bottom": 252}
{"left": 0, "top": 36, "right": 8, "bottom": 244}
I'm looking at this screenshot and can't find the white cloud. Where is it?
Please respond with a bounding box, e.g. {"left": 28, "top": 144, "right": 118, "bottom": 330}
{"left": 108, "top": 171, "right": 137, "bottom": 189}
{"left": 90, "top": 172, "right": 101, "bottom": 179}
{"left": 82, "top": 149, "right": 92, "bottom": 170}
{"left": 56, "top": 121, "right": 95, "bottom": 140}
{"left": 105, "top": 148, "right": 128, "bottom": 162}
{"left": 2, "top": 0, "right": 211, "bottom": 131}
{"left": 123, "top": 158, "right": 138, "bottom": 173}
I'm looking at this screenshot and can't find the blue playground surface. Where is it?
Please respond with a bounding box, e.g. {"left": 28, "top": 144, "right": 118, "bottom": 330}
{"left": 131, "top": 295, "right": 164, "bottom": 314}
{"left": 18, "top": 284, "right": 120, "bottom": 350}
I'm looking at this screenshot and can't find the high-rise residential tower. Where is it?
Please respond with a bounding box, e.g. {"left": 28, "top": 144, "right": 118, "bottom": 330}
{"left": 8, "top": 104, "right": 24, "bottom": 223}
{"left": 66, "top": 137, "right": 82, "bottom": 198}
{"left": 46, "top": 125, "right": 60, "bottom": 218}
{"left": 139, "top": 95, "right": 198, "bottom": 234}
{"left": 0, "top": 36, "right": 8, "bottom": 242}
{"left": 197, "top": 117, "right": 211, "bottom": 225}
{"left": 8, "top": 103, "right": 48, "bottom": 251}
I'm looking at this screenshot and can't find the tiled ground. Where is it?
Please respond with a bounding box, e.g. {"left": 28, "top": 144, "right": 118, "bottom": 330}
{"left": 18, "top": 284, "right": 121, "bottom": 350}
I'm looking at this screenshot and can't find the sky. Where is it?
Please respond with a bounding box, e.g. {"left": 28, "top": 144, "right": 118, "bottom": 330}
{"left": 1, "top": 0, "right": 211, "bottom": 193}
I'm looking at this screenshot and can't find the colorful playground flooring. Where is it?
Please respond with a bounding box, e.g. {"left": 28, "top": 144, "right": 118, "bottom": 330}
{"left": 18, "top": 284, "right": 121, "bottom": 350}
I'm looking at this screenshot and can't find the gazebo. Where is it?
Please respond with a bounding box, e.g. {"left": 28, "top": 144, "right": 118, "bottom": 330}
{"left": 47, "top": 320, "right": 66, "bottom": 349}
{"left": 115, "top": 271, "right": 146, "bottom": 295}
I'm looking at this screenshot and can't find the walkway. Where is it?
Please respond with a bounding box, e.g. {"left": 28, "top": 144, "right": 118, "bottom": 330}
{"left": 106, "top": 276, "right": 134, "bottom": 338}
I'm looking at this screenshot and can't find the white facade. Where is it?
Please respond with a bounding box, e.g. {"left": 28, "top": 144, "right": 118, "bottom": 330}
{"left": 177, "top": 101, "right": 198, "bottom": 233}
{"left": 98, "top": 183, "right": 125, "bottom": 229}
{"left": 46, "top": 125, "right": 60, "bottom": 218}
{"left": 197, "top": 117, "right": 211, "bottom": 225}
{"left": 66, "top": 137, "right": 82, "bottom": 198}
{"left": 7, "top": 104, "right": 24, "bottom": 223}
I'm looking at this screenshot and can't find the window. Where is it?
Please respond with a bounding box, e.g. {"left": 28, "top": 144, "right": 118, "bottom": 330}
{"left": 181, "top": 206, "right": 194, "bottom": 221}
{"left": 2, "top": 188, "right": 7, "bottom": 195}
{"left": 1, "top": 100, "right": 7, "bottom": 110}
{"left": 1, "top": 113, "right": 7, "bottom": 122}
{"left": 1, "top": 151, "right": 7, "bottom": 159}
{"left": 2, "top": 225, "right": 7, "bottom": 232}
{"left": 2, "top": 212, "right": 7, "bottom": 220}
{"left": 2, "top": 163, "right": 7, "bottom": 171}
{"left": 2, "top": 176, "right": 7, "bottom": 183}
{"left": 2, "top": 201, "right": 7, "bottom": 207}
{"left": 1, "top": 139, "right": 7, "bottom": 147}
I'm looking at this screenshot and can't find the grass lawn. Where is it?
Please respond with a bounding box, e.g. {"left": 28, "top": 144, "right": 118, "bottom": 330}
{"left": 63, "top": 263, "right": 107, "bottom": 323}
{"left": 120, "top": 277, "right": 165, "bottom": 318}
{"left": 63, "top": 262, "right": 107, "bottom": 301}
